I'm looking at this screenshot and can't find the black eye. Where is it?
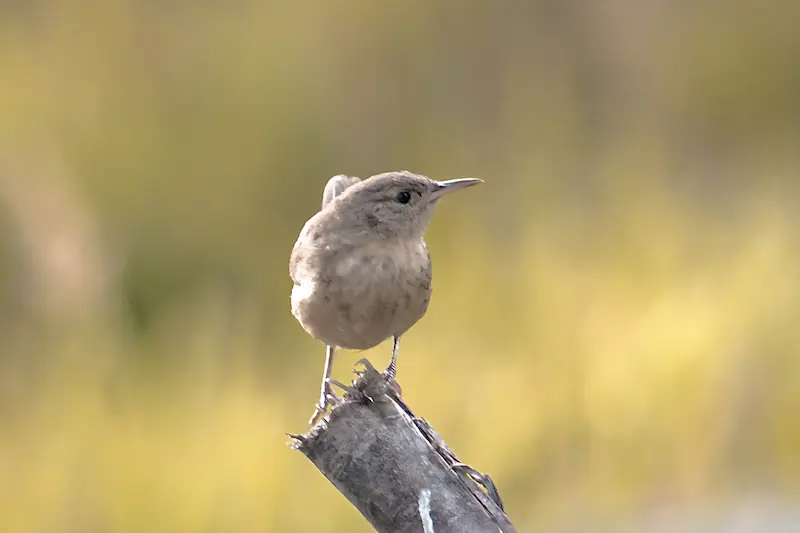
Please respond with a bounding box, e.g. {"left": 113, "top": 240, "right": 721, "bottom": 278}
{"left": 396, "top": 191, "right": 412, "bottom": 204}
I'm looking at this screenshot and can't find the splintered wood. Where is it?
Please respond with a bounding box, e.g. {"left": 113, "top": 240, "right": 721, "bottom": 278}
{"left": 290, "top": 359, "right": 517, "bottom": 533}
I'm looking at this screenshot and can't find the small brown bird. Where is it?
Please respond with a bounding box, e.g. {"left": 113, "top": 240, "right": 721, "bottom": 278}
{"left": 290, "top": 170, "right": 482, "bottom": 424}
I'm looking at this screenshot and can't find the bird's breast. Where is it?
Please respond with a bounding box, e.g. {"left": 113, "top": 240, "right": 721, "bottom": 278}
{"left": 291, "top": 239, "right": 432, "bottom": 349}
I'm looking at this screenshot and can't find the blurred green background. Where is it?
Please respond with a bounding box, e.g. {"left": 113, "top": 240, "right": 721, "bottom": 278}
{"left": 1, "top": 0, "right": 799, "bottom": 531}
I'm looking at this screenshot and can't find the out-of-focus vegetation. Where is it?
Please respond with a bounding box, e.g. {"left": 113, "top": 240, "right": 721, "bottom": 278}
{"left": 1, "top": 0, "right": 799, "bottom": 531}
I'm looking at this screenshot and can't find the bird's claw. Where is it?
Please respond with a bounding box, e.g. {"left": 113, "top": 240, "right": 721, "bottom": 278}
{"left": 355, "top": 357, "right": 396, "bottom": 382}
{"left": 328, "top": 378, "right": 359, "bottom": 396}
{"left": 307, "top": 379, "right": 343, "bottom": 426}
{"left": 355, "top": 358, "right": 379, "bottom": 375}
{"left": 307, "top": 404, "right": 325, "bottom": 426}
{"left": 382, "top": 358, "right": 397, "bottom": 381}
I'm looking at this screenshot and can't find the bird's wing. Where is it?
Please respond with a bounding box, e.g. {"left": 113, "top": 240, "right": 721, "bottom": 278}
{"left": 322, "top": 174, "right": 361, "bottom": 209}
{"left": 289, "top": 217, "right": 315, "bottom": 284}
{"left": 288, "top": 237, "right": 302, "bottom": 284}
{"left": 291, "top": 174, "right": 360, "bottom": 283}
{"left": 289, "top": 212, "right": 330, "bottom": 284}
{"left": 289, "top": 221, "right": 322, "bottom": 284}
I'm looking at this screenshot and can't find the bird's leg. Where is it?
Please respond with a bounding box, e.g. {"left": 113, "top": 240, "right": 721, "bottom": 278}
{"left": 308, "top": 345, "right": 341, "bottom": 425}
{"left": 384, "top": 336, "right": 400, "bottom": 380}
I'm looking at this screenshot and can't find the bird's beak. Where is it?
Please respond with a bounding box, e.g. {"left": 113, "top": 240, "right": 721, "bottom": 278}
{"left": 430, "top": 178, "right": 484, "bottom": 201}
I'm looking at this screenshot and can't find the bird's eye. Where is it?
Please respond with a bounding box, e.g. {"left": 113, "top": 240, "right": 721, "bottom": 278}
{"left": 396, "top": 191, "right": 412, "bottom": 204}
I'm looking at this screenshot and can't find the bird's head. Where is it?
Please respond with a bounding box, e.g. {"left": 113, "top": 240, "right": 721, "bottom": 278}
{"left": 329, "top": 170, "right": 483, "bottom": 239}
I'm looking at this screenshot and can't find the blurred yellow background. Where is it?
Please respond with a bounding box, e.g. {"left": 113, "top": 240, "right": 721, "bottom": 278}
{"left": 1, "top": 1, "right": 799, "bottom": 531}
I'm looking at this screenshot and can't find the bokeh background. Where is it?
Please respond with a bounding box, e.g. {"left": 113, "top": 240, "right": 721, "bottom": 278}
{"left": 1, "top": 1, "right": 799, "bottom": 531}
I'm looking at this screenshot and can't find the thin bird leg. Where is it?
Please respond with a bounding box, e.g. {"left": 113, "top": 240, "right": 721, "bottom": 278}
{"left": 384, "top": 336, "right": 400, "bottom": 379}
{"left": 308, "top": 345, "right": 341, "bottom": 425}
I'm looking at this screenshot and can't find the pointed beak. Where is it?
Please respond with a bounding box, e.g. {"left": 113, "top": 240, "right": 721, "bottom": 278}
{"left": 430, "top": 178, "right": 484, "bottom": 201}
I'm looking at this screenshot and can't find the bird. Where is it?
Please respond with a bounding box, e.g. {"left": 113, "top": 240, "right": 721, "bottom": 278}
{"left": 289, "top": 170, "right": 483, "bottom": 425}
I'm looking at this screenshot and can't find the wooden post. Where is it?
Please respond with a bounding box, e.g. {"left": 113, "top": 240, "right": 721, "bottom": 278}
{"left": 289, "top": 359, "right": 518, "bottom": 533}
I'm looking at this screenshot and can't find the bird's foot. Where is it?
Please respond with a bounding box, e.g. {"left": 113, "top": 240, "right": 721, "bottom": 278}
{"left": 379, "top": 366, "right": 404, "bottom": 398}
{"left": 382, "top": 336, "right": 400, "bottom": 380}
{"left": 328, "top": 378, "right": 360, "bottom": 396}
{"left": 355, "top": 358, "right": 379, "bottom": 375}
{"left": 308, "top": 379, "right": 342, "bottom": 426}
{"left": 352, "top": 358, "right": 402, "bottom": 397}
{"left": 382, "top": 361, "right": 397, "bottom": 381}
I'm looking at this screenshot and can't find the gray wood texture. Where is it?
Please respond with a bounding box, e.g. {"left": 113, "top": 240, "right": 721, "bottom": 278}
{"left": 290, "top": 359, "right": 518, "bottom": 533}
